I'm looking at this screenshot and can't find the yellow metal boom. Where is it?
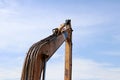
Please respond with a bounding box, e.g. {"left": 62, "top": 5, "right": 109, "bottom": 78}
{"left": 21, "top": 20, "right": 73, "bottom": 80}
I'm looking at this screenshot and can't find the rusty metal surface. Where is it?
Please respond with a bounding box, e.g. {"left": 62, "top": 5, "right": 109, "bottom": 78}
{"left": 64, "top": 20, "right": 72, "bottom": 80}
{"left": 21, "top": 33, "right": 66, "bottom": 80}
{"left": 21, "top": 20, "right": 72, "bottom": 80}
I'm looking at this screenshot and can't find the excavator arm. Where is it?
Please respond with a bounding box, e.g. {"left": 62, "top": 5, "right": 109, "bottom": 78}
{"left": 21, "top": 20, "right": 72, "bottom": 80}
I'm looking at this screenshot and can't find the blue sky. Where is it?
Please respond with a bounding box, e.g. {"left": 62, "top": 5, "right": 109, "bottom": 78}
{"left": 0, "top": 0, "right": 120, "bottom": 80}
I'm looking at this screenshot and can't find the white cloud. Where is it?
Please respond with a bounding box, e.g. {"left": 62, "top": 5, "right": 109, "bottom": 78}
{"left": 0, "top": 8, "right": 16, "bottom": 16}
{"left": 0, "top": 9, "right": 53, "bottom": 53}
{"left": 0, "top": 0, "right": 20, "bottom": 16}
{"left": 45, "top": 58, "right": 120, "bottom": 80}
{"left": 0, "top": 67, "right": 21, "bottom": 80}
{"left": 0, "top": 60, "right": 22, "bottom": 80}
{"left": 0, "top": 55, "right": 24, "bottom": 80}
{"left": 99, "top": 51, "right": 120, "bottom": 56}
{"left": 72, "top": 58, "right": 120, "bottom": 80}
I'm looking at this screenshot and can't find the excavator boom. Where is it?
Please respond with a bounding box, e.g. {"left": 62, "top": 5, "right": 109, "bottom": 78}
{"left": 21, "top": 20, "right": 72, "bottom": 80}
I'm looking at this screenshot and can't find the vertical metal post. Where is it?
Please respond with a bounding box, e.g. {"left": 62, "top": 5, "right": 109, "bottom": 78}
{"left": 42, "top": 60, "right": 46, "bottom": 80}
{"left": 42, "top": 54, "right": 48, "bottom": 80}
{"left": 64, "top": 20, "right": 72, "bottom": 80}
